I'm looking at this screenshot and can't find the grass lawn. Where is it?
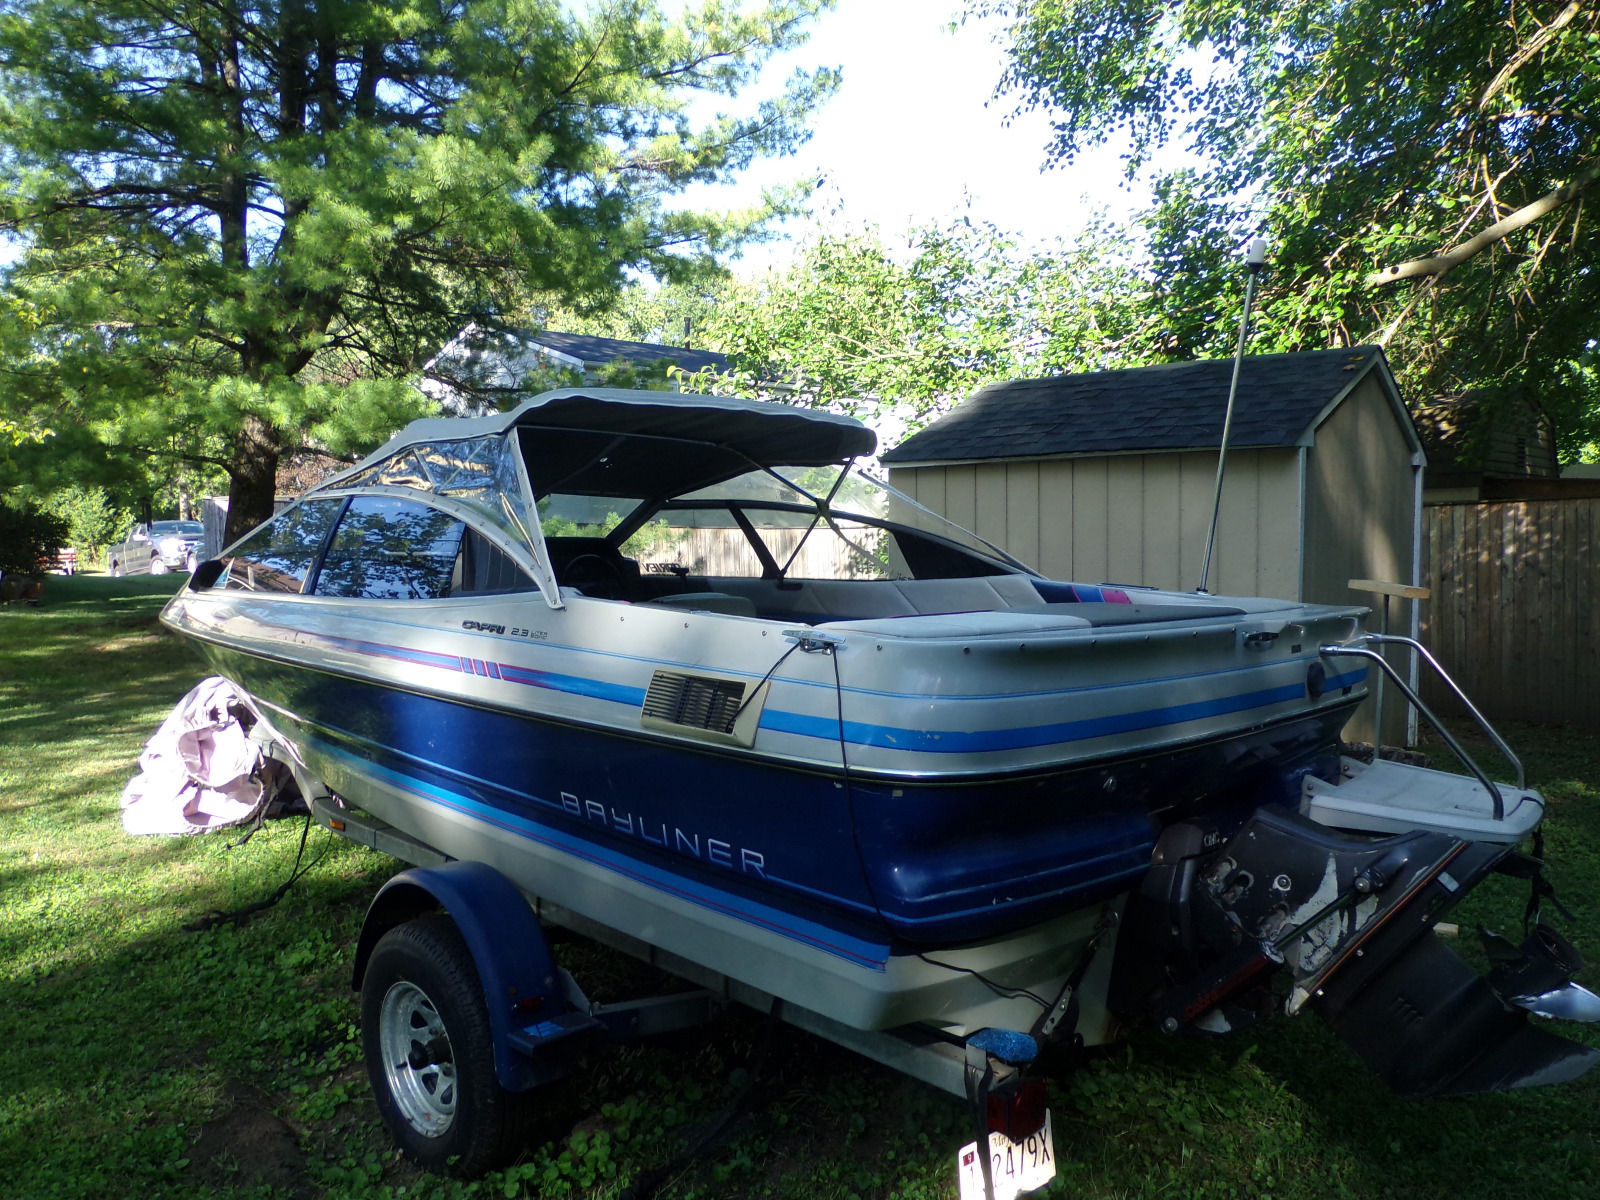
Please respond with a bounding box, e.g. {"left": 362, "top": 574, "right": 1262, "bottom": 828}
{"left": 3, "top": 575, "right": 1598, "bottom": 1199}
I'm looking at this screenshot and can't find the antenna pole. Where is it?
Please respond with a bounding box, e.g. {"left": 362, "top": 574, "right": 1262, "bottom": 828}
{"left": 1197, "top": 237, "right": 1268, "bottom": 594}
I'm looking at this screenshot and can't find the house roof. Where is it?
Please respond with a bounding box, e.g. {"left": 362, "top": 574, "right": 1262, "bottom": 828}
{"left": 520, "top": 329, "right": 729, "bottom": 376}
{"left": 421, "top": 325, "right": 728, "bottom": 407}
{"left": 882, "top": 346, "right": 1412, "bottom": 466}
{"left": 1410, "top": 393, "right": 1556, "bottom": 489}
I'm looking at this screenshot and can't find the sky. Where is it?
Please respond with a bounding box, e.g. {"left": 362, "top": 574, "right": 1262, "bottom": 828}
{"left": 685, "top": 2, "right": 1154, "bottom": 275}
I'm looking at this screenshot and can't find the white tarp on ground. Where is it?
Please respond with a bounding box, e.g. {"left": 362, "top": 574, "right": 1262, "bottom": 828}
{"left": 121, "top": 677, "right": 284, "bottom": 835}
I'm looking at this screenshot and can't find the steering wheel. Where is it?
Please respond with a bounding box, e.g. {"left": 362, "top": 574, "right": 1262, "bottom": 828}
{"left": 563, "top": 553, "right": 629, "bottom": 600}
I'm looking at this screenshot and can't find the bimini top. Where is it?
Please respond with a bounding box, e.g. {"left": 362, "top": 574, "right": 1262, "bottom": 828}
{"left": 323, "top": 388, "right": 877, "bottom": 499}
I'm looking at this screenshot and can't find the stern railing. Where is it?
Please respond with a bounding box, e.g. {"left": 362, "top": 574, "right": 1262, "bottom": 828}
{"left": 1318, "top": 632, "right": 1524, "bottom": 821}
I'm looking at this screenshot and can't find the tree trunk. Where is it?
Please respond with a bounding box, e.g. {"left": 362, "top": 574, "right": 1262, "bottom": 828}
{"left": 224, "top": 414, "right": 285, "bottom": 542}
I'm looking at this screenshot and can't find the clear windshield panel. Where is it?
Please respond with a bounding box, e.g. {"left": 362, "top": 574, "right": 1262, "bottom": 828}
{"left": 217, "top": 498, "right": 344, "bottom": 593}
{"left": 330, "top": 435, "right": 539, "bottom": 554}
{"left": 678, "top": 464, "right": 1033, "bottom": 575}
{"left": 621, "top": 508, "right": 766, "bottom": 577}
{"left": 538, "top": 493, "right": 649, "bottom": 538}
{"left": 612, "top": 509, "right": 877, "bottom": 579}
{"left": 783, "top": 516, "right": 894, "bottom": 579}
{"left": 679, "top": 464, "right": 841, "bottom": 508}
{"left": 314, "top": 496, "right": 464, "bottom": 600}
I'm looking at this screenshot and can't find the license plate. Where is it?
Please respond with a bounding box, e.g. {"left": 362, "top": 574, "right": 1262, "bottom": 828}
{"left": 956, "top": 1109, "right": 1055, "bottom": 1200}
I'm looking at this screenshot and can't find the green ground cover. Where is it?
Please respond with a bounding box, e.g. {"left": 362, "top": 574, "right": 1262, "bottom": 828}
{"left": 3, "top": 575, "right": 1597, "bottom": 1199}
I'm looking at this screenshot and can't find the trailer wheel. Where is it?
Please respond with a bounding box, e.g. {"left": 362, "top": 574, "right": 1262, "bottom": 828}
{"left": 361, "top": 914, "right": 521, "bottom": 1175}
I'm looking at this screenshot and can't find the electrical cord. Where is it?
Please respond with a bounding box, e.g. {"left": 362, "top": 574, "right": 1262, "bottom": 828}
{"left": 728, "top": 638, "right": 804, "bottom": 729}
{"left": 183, "top": 809, "right": 330, "bottom": 933}
{"left": 827, "top": 646, "right": 1053, "bottom": 1013}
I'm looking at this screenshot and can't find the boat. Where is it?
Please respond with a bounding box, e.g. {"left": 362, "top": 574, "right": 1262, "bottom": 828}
{"left": 161, "top": 387, "right": 1598, "bottom": 1172}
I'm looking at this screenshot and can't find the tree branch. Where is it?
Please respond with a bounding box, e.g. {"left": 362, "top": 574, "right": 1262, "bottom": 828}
{"left": 1367, "top": 158, "right": 1600, "bottom": 287}
{"left": 1480, "top": 2, "right": 1584, "bottom": 109}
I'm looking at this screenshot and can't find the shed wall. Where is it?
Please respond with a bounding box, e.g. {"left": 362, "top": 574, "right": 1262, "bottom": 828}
{"left": 890, "top": 448, "right": 1303, "bottom": 600}
{"left": 1300, "top": 374, "right": 1420, "bottom": 744}
{"left": 1300, "top": 374, "right": 1419, "bottom": 606}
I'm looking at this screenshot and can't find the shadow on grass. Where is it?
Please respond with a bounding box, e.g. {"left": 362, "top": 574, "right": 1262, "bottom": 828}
{"left": 2, "top": 823, "right": 398, "bottom": 1199}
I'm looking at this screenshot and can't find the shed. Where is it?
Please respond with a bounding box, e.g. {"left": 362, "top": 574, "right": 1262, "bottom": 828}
{"left": 881, "top": 346, "right": 1424, "bottom": 608}
{"left": 882, "top": 348, "right": 1427, "bottom": 744}
{"left": 1412, "top": 392, "right": 1558, "bottom": 504}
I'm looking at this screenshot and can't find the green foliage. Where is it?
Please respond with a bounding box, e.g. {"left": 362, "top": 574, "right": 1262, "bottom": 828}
{"left": 1, "top": 413, "right": 51, "bottom": 446}
{"left": 40, "top": 485, "right": 128, "bottom": 562}
{"left": 978, "top": 0, "right": 1600, "bottom": 456}
{"left": 509, "top": 357, "right": 682, "bottom": 404}
{"left": 0, "top": 0, "right": 838, "bottom": 536}
{"left": 669, "top": 216, "right": 1155, "bottom": 431}
{"left": 538, "top": 281, "right": 730, "bottom": 352}
{"left": 0, "top": 497, "right": 68, "bottom": 577}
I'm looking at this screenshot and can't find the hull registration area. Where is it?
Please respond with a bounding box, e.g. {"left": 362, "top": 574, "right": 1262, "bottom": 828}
{"left": 957, "top": 1111, "right": 1055, "bottom": 1200}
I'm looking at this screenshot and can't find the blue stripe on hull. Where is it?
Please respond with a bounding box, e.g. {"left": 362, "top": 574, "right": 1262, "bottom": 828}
{"left": 282, "top": 626, "right": 1365, "bottom": 756}
{"left": 764, "top": 669, "right": 1365, "bottom": 752}
{"left": 311, "top": 740, "right": 892, "bottom": 970}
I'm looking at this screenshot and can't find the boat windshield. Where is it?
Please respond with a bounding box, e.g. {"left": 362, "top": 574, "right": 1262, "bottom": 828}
{"left": 537, "top": 493, "right": 649, "bottom": 539}
{"left": 534, "top": 462, "right": 1029, "bottom": 583}
{"left": 328, "top": 435, "right": 539, "bottom": 555}
{"left": 680, "top": 465, "right": 1032, "bottom": 576}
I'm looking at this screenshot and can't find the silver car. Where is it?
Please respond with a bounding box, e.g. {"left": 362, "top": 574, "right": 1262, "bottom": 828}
{"left": 150, "top": 520, "right": 204, "bottom": 573}
{"left": 107, "top": 524, "right": 156, "bottom": 576}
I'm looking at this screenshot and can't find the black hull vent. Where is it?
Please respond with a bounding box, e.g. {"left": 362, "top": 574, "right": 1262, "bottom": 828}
{"left": 643, "top": 671, "right": 747, "bottom": 734}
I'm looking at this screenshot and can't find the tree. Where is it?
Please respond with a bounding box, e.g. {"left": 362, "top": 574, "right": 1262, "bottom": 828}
{"left": 976, "top": 0, "right": 1600, "bottom": 457}
{"left": 41, "top": 485, "right": 129, "bottom": 564}
{"left": 0, "top": 0, "right": 838, "bottom": 538}
{"left": 674, "top": 217, "right": 1155, "bottom": 431}
{"left": 0, "top": 499, "right": 68, "bottom": 581}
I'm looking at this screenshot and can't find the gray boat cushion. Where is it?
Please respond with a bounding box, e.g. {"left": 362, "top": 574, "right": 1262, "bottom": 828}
{"left": 713, "top": 575, "right": 1044, "bottom": 620}
{"left": 1025, "top": 601, "right": 1248, "bottom": 625}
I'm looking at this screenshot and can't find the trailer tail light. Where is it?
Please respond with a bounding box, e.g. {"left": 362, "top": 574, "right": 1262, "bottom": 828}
{"left": 987, "top": 1077, "right": 1048, "bottom": 1142}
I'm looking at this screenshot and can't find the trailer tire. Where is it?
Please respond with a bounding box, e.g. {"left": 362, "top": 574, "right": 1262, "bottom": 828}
{"left": 361, "top": 914, "right": 523, "bottom": 1175}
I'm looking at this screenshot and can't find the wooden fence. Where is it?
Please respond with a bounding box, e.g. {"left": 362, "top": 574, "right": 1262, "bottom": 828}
{"left": 1421, "top": 498, "right": 1600, "bottom": 726}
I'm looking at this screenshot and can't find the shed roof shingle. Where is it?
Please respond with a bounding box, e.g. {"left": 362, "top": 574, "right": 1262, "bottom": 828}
{"left": 882, "top": 346, "right": 1393, "bottom": 465}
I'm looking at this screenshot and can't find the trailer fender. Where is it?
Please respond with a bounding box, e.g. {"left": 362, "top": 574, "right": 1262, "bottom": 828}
{"left": 353, "top": 861, "right": 569, "bottom": 1091}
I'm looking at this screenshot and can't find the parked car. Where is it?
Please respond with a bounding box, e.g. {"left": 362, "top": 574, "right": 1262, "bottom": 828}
{"left": 150, "top": 520, "right": 204, "bottom": 573}
{"left": 107, "top": 524, "right": 156, "bottom": 576}
{"left": 109, "top": 520, "right": 205, "bottom": 576}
